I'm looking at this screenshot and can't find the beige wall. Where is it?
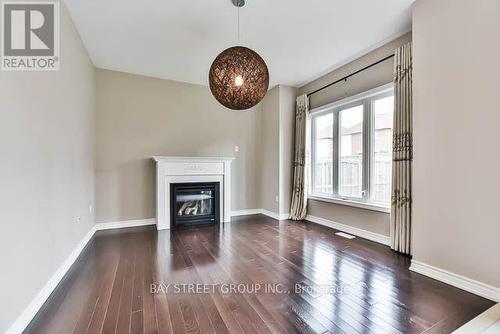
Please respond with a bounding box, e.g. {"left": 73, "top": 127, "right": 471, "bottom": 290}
{"left": 307, "top": 201, "right": 390, "bottom": 236}
{"left": 298, "top": 33, "right": 412, "bottom": 237}
{"left": 258, "top": 85, "right": 298, "bottom": 215}
{"left": 258, "top": 86, "right": 280, "bottom": 213}
{"left": 0, "top": 3, "right": 96, "bottom": 332}
{"left": 299, "top": 33, "right": 412, "bottom": 110}
{"left": 95, "top": 69, "right": 261, "bottom": 223}
{"left": 412, "top": 0, "right": 500, "bottom": 287}
{"left": 278, "top": 86, "right": 298, "bottom": 215}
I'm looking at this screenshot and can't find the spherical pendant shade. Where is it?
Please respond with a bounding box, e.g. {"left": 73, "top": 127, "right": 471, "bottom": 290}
{"left": 209, "top": 46, "right": 269, "bottom": 110}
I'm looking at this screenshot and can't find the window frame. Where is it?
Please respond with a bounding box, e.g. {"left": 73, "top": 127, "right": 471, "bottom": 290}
{"left": 309, "top": 83, "right": 394, "bottom": 213}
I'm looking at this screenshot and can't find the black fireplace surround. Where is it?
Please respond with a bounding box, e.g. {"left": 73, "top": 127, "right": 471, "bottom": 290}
{"left": 170, "top": 182, "right": 220, "bottom": 229}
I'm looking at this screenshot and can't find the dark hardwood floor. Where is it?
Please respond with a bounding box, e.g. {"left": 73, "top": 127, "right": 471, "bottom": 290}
{"left": 25, "top": 215, "right": 494, "bottom": 334}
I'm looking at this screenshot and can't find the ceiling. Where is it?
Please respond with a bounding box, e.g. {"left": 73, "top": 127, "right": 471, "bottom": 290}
{"left": 64, "top": 0, "right": 413, "bottom": 88}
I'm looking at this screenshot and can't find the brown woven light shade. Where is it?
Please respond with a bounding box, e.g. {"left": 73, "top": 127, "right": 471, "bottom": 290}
{"left": 209, "top": 46, "right": 269, "bottom": 110}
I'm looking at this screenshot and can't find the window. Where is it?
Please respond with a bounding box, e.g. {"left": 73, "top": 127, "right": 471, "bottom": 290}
{"left": 339, "top": 104, "right": 364, "bottom": 199}
{"left": 371, "top": 95, "right": 394, "bottom": 204}
{"left": 312, "top": 114, "right": 334, "bottom": 194}
{"left": 309, "top": 84, "right": 394, "bottom": 210}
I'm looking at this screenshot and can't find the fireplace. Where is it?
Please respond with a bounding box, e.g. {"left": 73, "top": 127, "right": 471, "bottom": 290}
{"left": 153, "top": 156, "right": 234, "bottom": 230}
{"left": 170, "top": 182, "right": 220, "bottom": 228}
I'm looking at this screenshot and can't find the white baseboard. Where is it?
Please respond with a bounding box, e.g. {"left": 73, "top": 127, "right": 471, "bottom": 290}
{"left": 279, "top": 213, "right": 290, "bottom": 220}
{"left": 6, "top": 225, "right": 97, "bottom": 334}
{"left": 260, "top": 209, "right": 290, "bottom": 221}
{"left": 452, "top": 303, "right": 500, "bottom": 333}
{"left": 231, "top": 211, "right": 388, "bottom": 248}
{"left": 230, "top": 209, "right": 262, "bottom": 217}
{"left": 410, "top": 260, "right": 500, "bottom": 302}
{"left": 231, "top": 209, "right": 289, "bottom": 221}
{"left": 95, "top": 218, "right": 156, "bottom": 231}
{"left": 6, "top": 218, "right": 157, "bottom": 334}
{"left": 305, "top": 214, "right": 391, "bottom": 246}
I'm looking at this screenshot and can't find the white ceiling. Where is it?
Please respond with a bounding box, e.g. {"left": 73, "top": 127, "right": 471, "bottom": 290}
{"left": 64, "top": 0, "right": 413, "bottom": 88}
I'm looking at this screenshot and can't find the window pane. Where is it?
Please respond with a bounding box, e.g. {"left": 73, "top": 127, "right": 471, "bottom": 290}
{"left": 339, "top": 105, "right": 363, "bottom": 198}
{"left": 372, "top": 96, "right": 394, "bottom": 203}
{"left": 313, "top": 114, "right": 333, "bottom": 194}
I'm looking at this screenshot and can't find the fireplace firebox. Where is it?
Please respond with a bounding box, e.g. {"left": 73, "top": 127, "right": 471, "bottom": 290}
{"left": 170, "top": 182, "right": 220, "bottom": 229}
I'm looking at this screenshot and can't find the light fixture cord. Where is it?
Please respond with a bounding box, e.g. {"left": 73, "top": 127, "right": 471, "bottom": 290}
{"left": 237, "top": 5, "right": 240, "bottom": 45}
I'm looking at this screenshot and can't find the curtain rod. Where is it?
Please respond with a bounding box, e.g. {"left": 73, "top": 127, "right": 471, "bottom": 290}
{"left": 306, "top": 54, "right": 395, "bottom": 98}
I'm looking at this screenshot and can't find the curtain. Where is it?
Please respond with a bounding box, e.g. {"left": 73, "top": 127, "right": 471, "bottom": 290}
{"left": 289, "top": 94, "right": 310, "bottom": 220}
{"left": 390, "top": 42, "right": 413, "bottom": 254}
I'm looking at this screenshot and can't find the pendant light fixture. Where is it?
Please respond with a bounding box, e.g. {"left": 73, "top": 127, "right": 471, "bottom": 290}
{"left": 209, "top": 0, "right": 269, "bottom": 110}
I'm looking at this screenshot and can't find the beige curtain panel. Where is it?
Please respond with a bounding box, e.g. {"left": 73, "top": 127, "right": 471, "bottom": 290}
{"left": 289, "top": 94, "right": 310, "bottom": 220}
{"left": 390, "top": 42, "right": 413, "bottom": 254}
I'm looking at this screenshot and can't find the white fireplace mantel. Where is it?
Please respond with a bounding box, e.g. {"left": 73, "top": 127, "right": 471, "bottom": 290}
{"left": 152, "top": 156, "right": 234, "bottom": 230}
